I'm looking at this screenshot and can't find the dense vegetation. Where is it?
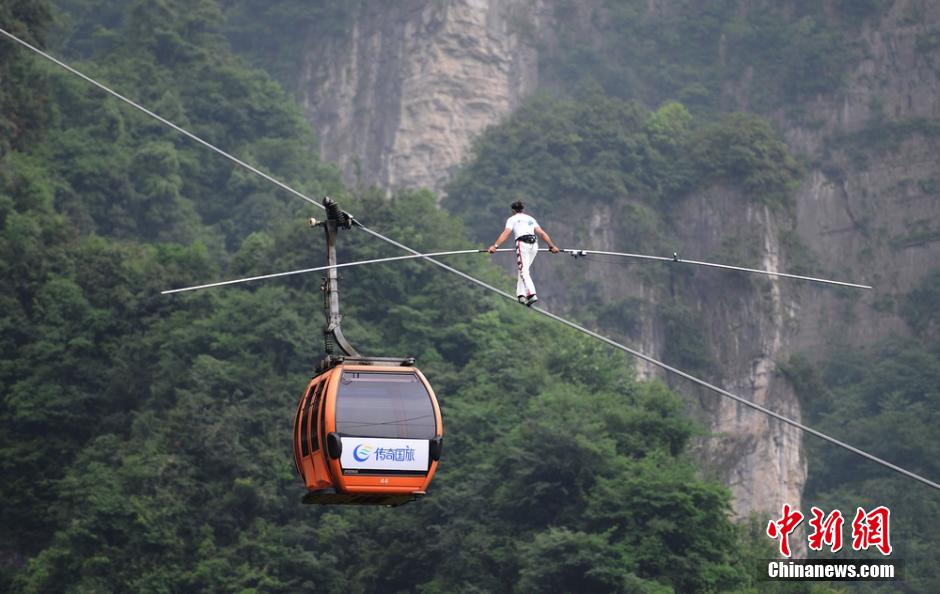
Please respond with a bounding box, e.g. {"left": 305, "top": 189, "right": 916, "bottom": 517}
{"left": 0, "top": 1, "right": 780, "bottom": 592}
{"left": 445, "top": 93, "right": 801, "bottom": 242}
{"left": 540, "top": 0, "right": 886, "bottom": 114}
{"left": 221, "top": 0, "right": 355, "bottom": 84}
{"left": 784, "top": 272, "right": 940, "bottom": 593}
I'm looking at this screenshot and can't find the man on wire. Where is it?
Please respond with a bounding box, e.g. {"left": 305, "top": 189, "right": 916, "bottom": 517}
{"left": 488, "top": 201, "right": 560, "bottom": 306}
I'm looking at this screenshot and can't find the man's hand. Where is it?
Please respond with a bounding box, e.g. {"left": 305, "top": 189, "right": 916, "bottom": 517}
{"left": 487, "top": 244, "right": 498, "bottom": 254}
{"left": 549, "top": 245, "right": 560, "bottom": 254}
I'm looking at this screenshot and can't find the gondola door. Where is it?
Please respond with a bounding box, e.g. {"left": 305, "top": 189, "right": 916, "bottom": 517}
{"left": 295, "top": 374, "right": 333, "bottom": 491}
{"left": 307, "top": 376, "right": 329, "bottom": 488}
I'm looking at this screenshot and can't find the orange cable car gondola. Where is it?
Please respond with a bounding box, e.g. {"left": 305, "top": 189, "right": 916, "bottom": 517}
{"left": 293, "top": 197, "right": 443, "bottom": 506}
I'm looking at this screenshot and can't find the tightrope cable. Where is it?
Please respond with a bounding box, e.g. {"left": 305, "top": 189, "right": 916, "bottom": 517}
{"left": 165, "top": 247, "right": 870, "bottom": 293}
{"left": 161, "top": 249, "right": 488, "bottom": 294}
{"left": 562, "top": 249, "right": 871, "bottom": 289}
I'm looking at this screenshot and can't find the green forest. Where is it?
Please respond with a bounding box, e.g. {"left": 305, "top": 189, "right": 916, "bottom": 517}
{"left": 2, "top": 0, "right": 938, "bottom": 592}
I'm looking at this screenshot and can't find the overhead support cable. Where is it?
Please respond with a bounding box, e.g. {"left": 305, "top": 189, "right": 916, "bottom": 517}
{"left": 8, "top": 27, "right": 934, "bottom": 492}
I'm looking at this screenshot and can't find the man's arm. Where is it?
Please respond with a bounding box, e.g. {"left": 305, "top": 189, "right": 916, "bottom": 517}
{"left": 488, "top": 228, "right": 512, "bottom": 253}
{"left": 535, "top": 227, "right": 560, "bottom": 253}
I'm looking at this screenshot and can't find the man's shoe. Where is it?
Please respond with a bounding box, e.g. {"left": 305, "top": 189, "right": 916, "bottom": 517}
{"left": 518, "top": 295, "right": 528, "bottom": 305}
{"left": 526, "top": 295, "right": 538, "bottom": 307}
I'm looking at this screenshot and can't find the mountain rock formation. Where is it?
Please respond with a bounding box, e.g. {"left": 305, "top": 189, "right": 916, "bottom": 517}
{"left": 295, "top": 0, "right": 546, "bottom": 194}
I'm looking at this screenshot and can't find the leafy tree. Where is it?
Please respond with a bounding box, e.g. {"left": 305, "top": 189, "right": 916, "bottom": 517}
{"left": 0, "top": 0, "right": 53, "bottom": 152}
{"left": 540, "top": 0, "right": 860, "bottom": 113}
{"left": 446, "top": 93, "right": 800, "bottom": 250}
{"left": 690, "top": 113, "right": 803, "bottom": 208}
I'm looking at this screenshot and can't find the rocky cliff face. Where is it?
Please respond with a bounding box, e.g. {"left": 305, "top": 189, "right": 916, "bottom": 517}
{"left": 672, "top": 192, "right": 806, "bottom": 519}
{"left": 529, "top": 187, "right": 807, "bottom": 519}
{"left": 295, "top": 0, "right": 546, "bottom": 195}
{"left": 779, "top": 0, "right": 940, "bottom": 354}
{"left": 290, "top": 0, "right": 939, "bottom": 520}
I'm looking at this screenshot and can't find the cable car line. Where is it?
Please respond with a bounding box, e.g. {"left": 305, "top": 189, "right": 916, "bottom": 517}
{"left": 8, "top": 28, "right": 936, "bottom": 492}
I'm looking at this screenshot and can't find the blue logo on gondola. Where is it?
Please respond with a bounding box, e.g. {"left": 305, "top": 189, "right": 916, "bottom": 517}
{"left": 352, "top": 444, "right": 374, "bottom": 462}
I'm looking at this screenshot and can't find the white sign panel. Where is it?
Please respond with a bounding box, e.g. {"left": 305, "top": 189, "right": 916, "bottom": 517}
{"left": 340, "top": 437, "right": 429, "bottom": 472}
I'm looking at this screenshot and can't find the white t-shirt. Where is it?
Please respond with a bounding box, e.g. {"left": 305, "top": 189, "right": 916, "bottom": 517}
{"left": 505, "top": 213, "right": 539, "bottom": 239}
